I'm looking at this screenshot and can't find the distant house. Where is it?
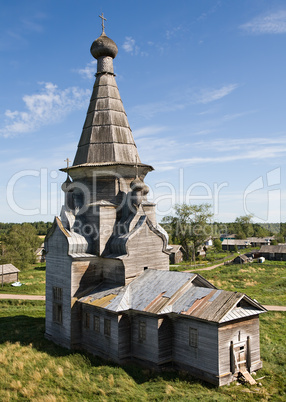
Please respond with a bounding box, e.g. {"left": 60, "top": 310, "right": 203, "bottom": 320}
{"left": 246, "top": 237, "right": 272, "bottom": 247}
{"left": 259, "top": 245, "right": 286, "bottom": 261}
{"left": 0, "top": 264, "right": 20, "bottom": 284}
{"left": 220, "top": 234, "right": 236, "bottom": 241}
{"left": 169, "top": 245, "right": 184, "bottom": 264}
{"left": 232, "top": 255, "right": 251, "bottom": 264}
{"left": 35, "top": 243, "right": 45, "bottom": 263}
{"left": 222, "top": 239, "right": 251, "bottom": 251}
{"left": 205, "top": 237, "right": 213, "bottom": 247}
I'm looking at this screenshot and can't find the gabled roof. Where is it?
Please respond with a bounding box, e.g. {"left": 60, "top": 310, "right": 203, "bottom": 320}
{"left": 233, "top": 254, "right": 249, "bottom": 262}
{"left": 247, "top": 237, "right": 272, "bottom": 243}
{"left": 78, "top": 269, "right": 266, "bottom": 323}
{"left": 260, "top": 245, "right": 286, "bottom": 253}
{"left": 0, "top": 264, "right": 20, "bottom": 274}
{"left": 169, "top": 245, "right": 184, "bottom": 253}
{"left": 222, "top": 239, "right": 250, "bottom": 246}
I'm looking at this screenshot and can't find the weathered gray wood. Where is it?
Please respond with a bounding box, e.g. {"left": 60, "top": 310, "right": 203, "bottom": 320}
{"left": 218, "top": 316, "right": 261, "bottom": 378}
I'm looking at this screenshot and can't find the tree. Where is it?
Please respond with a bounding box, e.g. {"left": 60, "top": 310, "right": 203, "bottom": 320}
{"left": 234, "top": 215, "right": 254, "bottom": 238}
{"left": 162, "top": 203, "right": 213, "bottom": 262}
{"left": 1, "top": 223, "right": 42, "bottom": 269}
{"left": 213, "top": 238, "right": 222, "bottom": 252}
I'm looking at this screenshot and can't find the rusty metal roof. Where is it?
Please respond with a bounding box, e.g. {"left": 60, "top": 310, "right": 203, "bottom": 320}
{"left": 78, "top": 269, "right": 266, "bottom": 323}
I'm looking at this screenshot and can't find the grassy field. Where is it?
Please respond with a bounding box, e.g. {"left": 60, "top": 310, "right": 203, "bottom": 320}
{"left": 193, "top": 261, "right": 286, "bottom": 306}
{"left": 0, "top": 261, "right": 285, "bottom": 400}
{"left": 0, "top": 300, "right": 285, "bottom": 401}
{"left": 0, "top": 263, "right": 46, "bottom": 295}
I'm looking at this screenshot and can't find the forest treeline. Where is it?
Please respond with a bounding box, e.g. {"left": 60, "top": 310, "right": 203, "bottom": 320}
{"left": 0, "top": 221, "right": 284, "bottom": 238}
{"left": 0, "top": 221, "right": 53, "bottom": 236}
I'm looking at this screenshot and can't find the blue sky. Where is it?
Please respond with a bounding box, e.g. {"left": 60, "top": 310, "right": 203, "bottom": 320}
{"left": 1, "top": 0, "right": 286, "bottom": 223}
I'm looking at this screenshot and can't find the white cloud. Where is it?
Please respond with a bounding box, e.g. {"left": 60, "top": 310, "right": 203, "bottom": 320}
{"left": 240, "top": 10, "right": 286, "bottom": 34}
{"left": 132, "top": 83, "right": 238, "bottom": 118}
{"left": 166, "top": 26, "right": 183, "bottom": 40}
{"left": 122, "top": 36, "right": 146, "bottom": 56}
{"left": 0, "top": 82, "right": 90, "bottom": 138}
{"left": 194, "top": 136, "right": 286, "bottom": 151}
{"left": 75, "top": 60, "right": 97, "bottom": 80}
{"left": 131, "top": 99, "right": 185, "bottom": 119}
{"left": 122, "top": 36, "right": 137, "bottom": 53}
{"left": 133, "top": 125, "right": 168, "bottom": 138}
{"left": 155, "top": 136, "right": 286, "bottom": 168}
{"left": 196, "top": 84, "right": 239, "bottom": 104}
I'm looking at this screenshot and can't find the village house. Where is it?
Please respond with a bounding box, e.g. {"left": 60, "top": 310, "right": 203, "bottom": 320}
{"left": 232, "top": 254, "right": 251, "bottom": 265}
{"left": 35, "top": 243, "right": 46, "bottom": 263}
{"left": 169, "top": 245, "right": 184, "bottom": 264}
{"left": 45, "top": 20, "right": 266, "bottom": 386}
{"left": 0, "top": 264, "right": 20, "bottom": 284}
{"left": 246, "top": 237, "right": 272, "bottom": 248}
{"left": 259, "top": 245, "right": 286, "bottom": 261}
{"left": 221, "top": 239, "right": 251, "bottom": 251}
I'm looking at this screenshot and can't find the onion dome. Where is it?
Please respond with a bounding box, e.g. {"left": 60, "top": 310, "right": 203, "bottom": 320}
{"left": 130, "top": 177, "right": 145, "bottom": 191}
{"left": 61, "top": 175, "right": 72, "bottom": 193}
{"left": 142, "top": 183, "right": 149, "bottom": 195}
{"left": 90, "top": 32, "right": 118, "bottom": 60}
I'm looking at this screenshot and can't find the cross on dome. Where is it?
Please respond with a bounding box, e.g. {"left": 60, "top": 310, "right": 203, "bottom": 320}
{"left": 99, "top": 12, "right": 107, "bottom": 34}
{"left": 64, "top": 158, "right": 71, "bottom": 169}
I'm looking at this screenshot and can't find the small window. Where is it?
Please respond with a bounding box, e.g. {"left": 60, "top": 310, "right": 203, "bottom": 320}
{"left": 53, "top": 303, "right": 62, "bottom": 324}
{"left": 53, "top": 286, "right": 62, "bottom": 301}
{"left": 104, "top": 318, "right": 111, "bottom": 336}
{"left": 94, "top": 315, "right": 100, "bottom": 333}
{"left": 189, "top": 327, "right": 198, "bottom": 348}
{"left": 52, "top": 287, "right": 63, "bottom": 324}
{"left": 84, "top": 312, "right": 90, "bottom": 329}
{"left": 144, "top": 266, "right": 148, "bottom": 271}
{"left": 139, "top": 321, "right": 146, "bottom": 341}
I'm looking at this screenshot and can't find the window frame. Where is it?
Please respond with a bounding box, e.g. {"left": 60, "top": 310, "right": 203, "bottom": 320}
{"left": 84, "top": 312, "right": 90, "bottom": 329}
{"left": 104, "top": 318, "right": 111, "bottom": 337}
{"left": 189, "top": 327, "right": 198, "bottom": 348}
{"left": 52, "top": 286, "right": 63, "bottom": 324}
{"left": 93, "top": 315, "right": 100, "bottom": 333}
{"left": 139, "top": 320, "right": 146, "bottom": 342}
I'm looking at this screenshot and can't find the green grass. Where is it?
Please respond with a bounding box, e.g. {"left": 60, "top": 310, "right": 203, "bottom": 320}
{"left": 191, "top": 261, "right": 286, "bottom": 306}
{"left": 0, "top": 263, "right": 46, "bottom": 295}
{"left": 0, "top": 300, "right": 285, "bottom": 401}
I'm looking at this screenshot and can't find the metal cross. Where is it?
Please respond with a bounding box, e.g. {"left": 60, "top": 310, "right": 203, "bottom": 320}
{"left": 64, "top": 158, "right": 71, "bottom": 169}
{"left": 99, "top": 12, "right": 107, "bottom": 34}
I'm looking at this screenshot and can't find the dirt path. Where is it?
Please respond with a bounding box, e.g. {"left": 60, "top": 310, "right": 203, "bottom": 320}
{"left": 0, "top": 294, "right": 45, "bottom": 301}
{"left": 263, "top": 305, "right": 286, "bottom": 311}
{"left": 184, "top": 262, "right": 226, "bottom": 272}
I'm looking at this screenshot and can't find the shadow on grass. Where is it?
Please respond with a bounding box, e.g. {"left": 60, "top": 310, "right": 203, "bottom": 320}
{"left": 34, "top": 265, "right": 46, "bottom": 271}
{"left": 0, "top": 314, "right": 215, "bottom": 388}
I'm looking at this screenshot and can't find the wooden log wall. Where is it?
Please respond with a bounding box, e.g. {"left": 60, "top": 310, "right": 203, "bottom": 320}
{"left": 218, "top": 316, "right": 262, "bottom": 380}
{"left": 124, "top": 225, "right": 169, "bottom": 281}
{"left": 45, "top": 226, "right": 73, "bottom": 348}
{"left": 172, "top": 316, "right": 219, "bottom": 376}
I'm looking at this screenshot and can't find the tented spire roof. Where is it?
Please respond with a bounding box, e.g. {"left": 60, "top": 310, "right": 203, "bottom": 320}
{"left": 72, "top": 30, "right": 150, "bottom": 170}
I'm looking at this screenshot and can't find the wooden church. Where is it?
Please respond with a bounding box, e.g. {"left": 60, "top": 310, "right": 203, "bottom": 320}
{"left": 45, "top": 18, "right": 266, "bottom": 386}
